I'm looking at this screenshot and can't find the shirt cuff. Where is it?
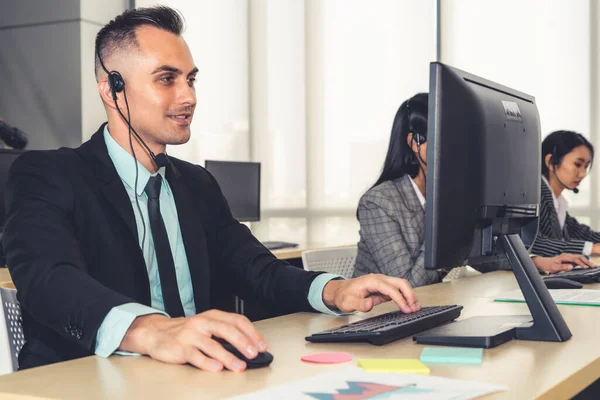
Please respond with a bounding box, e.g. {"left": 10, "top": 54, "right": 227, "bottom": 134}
{"left": 583, "top": 242, "right": 593, "bottom": 256}
{"left": 308, "top": 273, "right": 353, "bottom": 316}
{"left": 95, "top": 303, "right": 168, "bottom": 358}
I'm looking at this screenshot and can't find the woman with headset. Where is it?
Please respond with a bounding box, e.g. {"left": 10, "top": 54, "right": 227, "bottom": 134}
{"left": 531, "top": 130, "right": 600, "bottom": 258}
{"left": 353, "top": 95, "right": 593, "bottom": 287}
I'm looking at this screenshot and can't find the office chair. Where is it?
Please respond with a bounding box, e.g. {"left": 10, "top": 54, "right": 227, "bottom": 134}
{"left": 0, "top": 287, "right": 24, "bottom": 374}
{"left": 301, "top": 246, "right": 358, "bottom": 278}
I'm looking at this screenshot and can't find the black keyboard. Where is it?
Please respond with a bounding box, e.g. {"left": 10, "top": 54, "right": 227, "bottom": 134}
{"left": 262, "top": 241, "right": 299, "bottom": 250}
{"left": 543, "top": 268, "right": 600, "bottom": 284}
{"left": 306, "top": 305, "right": 463, "bottom": 346}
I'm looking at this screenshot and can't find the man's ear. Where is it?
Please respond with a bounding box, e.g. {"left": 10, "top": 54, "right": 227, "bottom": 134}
{"left": 98, "top": 78, "right": 118, "bottom": 110}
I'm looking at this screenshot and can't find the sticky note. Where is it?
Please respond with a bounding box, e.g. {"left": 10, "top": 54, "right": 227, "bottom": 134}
{"left": 420, "top": 347, "right": 483, "bottom": 365}
{"left": 357, "top": 359, "right": 430, "bottom": 375}
{"left": 301, "top": 352, "right": 353, "bottom": 364}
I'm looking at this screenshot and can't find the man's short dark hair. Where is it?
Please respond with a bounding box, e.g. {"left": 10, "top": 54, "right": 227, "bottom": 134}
{"left": 94, "top": 6, "right": 185, "bottom": 80}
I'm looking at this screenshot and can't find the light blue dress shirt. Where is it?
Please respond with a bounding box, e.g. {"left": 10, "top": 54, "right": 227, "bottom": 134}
{"left": 95, "top": 127, "right": 342, "bottom": 357}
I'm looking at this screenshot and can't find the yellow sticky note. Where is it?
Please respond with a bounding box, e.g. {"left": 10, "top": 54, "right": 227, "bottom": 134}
{"left": 357, "top": 359, "right": 430, "bottom": 375}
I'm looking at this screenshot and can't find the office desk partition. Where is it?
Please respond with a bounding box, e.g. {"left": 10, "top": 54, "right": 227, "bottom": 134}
{"left": 1, "top": 271, "right": 600, "bottom": 399}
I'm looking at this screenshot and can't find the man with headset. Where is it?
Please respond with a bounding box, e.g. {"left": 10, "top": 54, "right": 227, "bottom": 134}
{"left": 2, "top": 6, "right": 419, "bottom": 371}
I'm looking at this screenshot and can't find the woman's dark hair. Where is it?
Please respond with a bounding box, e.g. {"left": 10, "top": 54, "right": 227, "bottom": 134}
{"left": 541, "top": 130, "right": 594, "bottom": 178}
{"left": 370, "top": 92, "right": 428, "bottom": 189}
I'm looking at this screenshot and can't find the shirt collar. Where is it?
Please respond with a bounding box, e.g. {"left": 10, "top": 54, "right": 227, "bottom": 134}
{"left": 409, "top": 177, "right": 426, "bottom": 209}
{"left": 103, "top": 125, "right": 169, "bottom": 197}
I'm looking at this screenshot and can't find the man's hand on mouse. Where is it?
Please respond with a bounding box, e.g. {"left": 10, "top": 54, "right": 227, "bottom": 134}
{"left": 120, "top": 309, "right": 267, "bottom": 372}
{"left": 322, "top": 274, "right": 420, "bottom": 314}
{"left": 532, "top": 253, "right": 596, "bottom": 274}
{"left": 118, "top": 274, "right": 419, "bottom": 373}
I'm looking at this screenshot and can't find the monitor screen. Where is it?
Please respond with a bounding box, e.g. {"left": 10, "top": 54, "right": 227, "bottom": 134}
{"left": 205, "top": 160, "right": 261, "bottom": 222}
{"left": 424, "top": 62, "right": 540, "bottom": 270}
{"left": 0, "top": 150, "right": 23, "bottom": 227}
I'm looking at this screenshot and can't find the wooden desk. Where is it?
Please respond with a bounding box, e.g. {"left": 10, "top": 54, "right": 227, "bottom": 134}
{"left": 0, "top": 269, "right": 11, "bottom": 288}
{"left": 1, "top": 271, "right": 599, "bottom": 399}
{"left": 272, "top": 243, "right": 354, "bottom": 261}
{"left": 271, "top": 245, "right": 308, "bottom": 260}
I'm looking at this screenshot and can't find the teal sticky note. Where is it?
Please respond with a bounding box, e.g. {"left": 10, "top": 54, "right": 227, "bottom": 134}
{"left": 420, "top": 347, "right": 483, "bottom": 365}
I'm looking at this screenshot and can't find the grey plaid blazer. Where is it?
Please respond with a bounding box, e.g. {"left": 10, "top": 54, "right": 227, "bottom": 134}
{"left": 531, "top": 178, "right": 600, "bottom": 257}
{"left": 353, "top": 175, "right": 441, "bottom": 287}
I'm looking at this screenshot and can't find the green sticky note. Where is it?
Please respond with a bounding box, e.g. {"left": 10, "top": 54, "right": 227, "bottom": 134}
{"left": 357, "top": 359, "right": 430, "bottom": 374}
{"left": 420, "top": 347, "right": 483, "bottom": 365}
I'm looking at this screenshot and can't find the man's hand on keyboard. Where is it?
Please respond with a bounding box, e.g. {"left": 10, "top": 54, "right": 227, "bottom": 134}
{"left": 533, "top": 253, "right": 596, "bottom": 274}
{"left": 322, "top": 274, "right": 420, "bottom": 314}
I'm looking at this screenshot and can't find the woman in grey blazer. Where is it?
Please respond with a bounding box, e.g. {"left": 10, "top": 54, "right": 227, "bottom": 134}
{"left": 354, "top": 95, "right": 592, "bottom": 287}
{"left": 353, "top": 93, "right": 439, "bottom": 287}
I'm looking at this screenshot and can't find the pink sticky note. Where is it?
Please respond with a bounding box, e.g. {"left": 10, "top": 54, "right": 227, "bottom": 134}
{"left": 301, "top": 352, "right": 353, "bottom": 364}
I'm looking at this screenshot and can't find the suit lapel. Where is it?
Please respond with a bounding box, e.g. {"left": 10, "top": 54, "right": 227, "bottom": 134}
{"left": 394, "top": 175, "right": 425, "bottom": 243}
{"left": 541, "top": 178, "right": 565, "bottom": 239}
{"left": 78, "top": 125, "right": 150, "bottom": 304}
{"left": 89, "top": 127, "right": 140, "bottom": 243}
{"left": 166, "top": 163, "right": 211, "bottom": 312}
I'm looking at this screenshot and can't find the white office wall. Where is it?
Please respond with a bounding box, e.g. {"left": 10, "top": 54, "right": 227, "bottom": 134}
{"left": 249, "top": 0, "right": 435, "bottom": 217}
{"left": 441, "top": 0, "right": 595, "bottom": 221}
{"left": 246, "top": 0, "right": 435, "bottom": 244}
{"left": 135, "top": 0, "right": 250, "bottom": 164}
{"left": 249, "top": 0, "right": 307, "bottom": 211}
{"left": 307, "top": 0, "right": 435, "bottom": 211}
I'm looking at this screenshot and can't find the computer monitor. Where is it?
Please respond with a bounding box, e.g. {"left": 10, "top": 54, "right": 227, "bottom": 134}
{"left": 204, "top": 160, "right": 261, "bottom": 222}
{"left": 0, "top": 150, "right": 23, "bottom": 227}
{"left": 415, "top": 62, "right": 571, "bottom": 347}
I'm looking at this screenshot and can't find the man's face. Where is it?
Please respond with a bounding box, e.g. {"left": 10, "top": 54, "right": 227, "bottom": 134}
{"left": 114, "top": 26, "right": 198, "bottom": 147}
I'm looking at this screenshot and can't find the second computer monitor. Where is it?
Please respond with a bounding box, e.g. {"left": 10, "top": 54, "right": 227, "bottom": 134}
{"left": 204, "top": 160, "right": 261, "bottom": 222}
{"left": 424, "top": 62, "right": 540, "bottom": 270}
{"left": 418, "top": 62, "right": 571, "bottom": 346}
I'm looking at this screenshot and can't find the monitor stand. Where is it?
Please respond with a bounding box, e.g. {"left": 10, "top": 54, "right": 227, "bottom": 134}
{"left": 414, "top": 233, "right": 572, "bottom": 348}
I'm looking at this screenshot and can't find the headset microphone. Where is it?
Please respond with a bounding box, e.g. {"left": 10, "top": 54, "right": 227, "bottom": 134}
{"left": 153, "top": 152, "right": 170, "bottom": 169}
{"left": 554, "top": 171, "right": 579, "bottom": 194}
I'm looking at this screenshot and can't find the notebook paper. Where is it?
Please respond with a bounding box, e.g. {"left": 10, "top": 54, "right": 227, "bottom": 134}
{"left": 495, "top": 289, "right": 600, "bottom": 306}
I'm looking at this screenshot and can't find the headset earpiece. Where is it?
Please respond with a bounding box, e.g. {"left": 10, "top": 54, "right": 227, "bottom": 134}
{"left": 107, "top": 72, "right": 125, "bottom": 100}
{"left": 97, "top": 47, "right": 124, "bottom": 99}
{"left": 414, "top": 133, "right": 426, "bottom": 146}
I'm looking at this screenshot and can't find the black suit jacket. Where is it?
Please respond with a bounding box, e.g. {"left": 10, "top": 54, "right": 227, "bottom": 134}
{"left": 3, "top": 124, "right": 322, "bottom": 369}
{"left": 531, "top": 177, "right": 600, "bottom": 256}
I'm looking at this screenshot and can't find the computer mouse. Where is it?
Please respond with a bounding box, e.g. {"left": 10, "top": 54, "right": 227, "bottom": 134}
{"left": 214, "top": 338, "right": 274, "bottom": 369}
{"left": 543, "top": 277, "right": 583, "bottom": 289}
